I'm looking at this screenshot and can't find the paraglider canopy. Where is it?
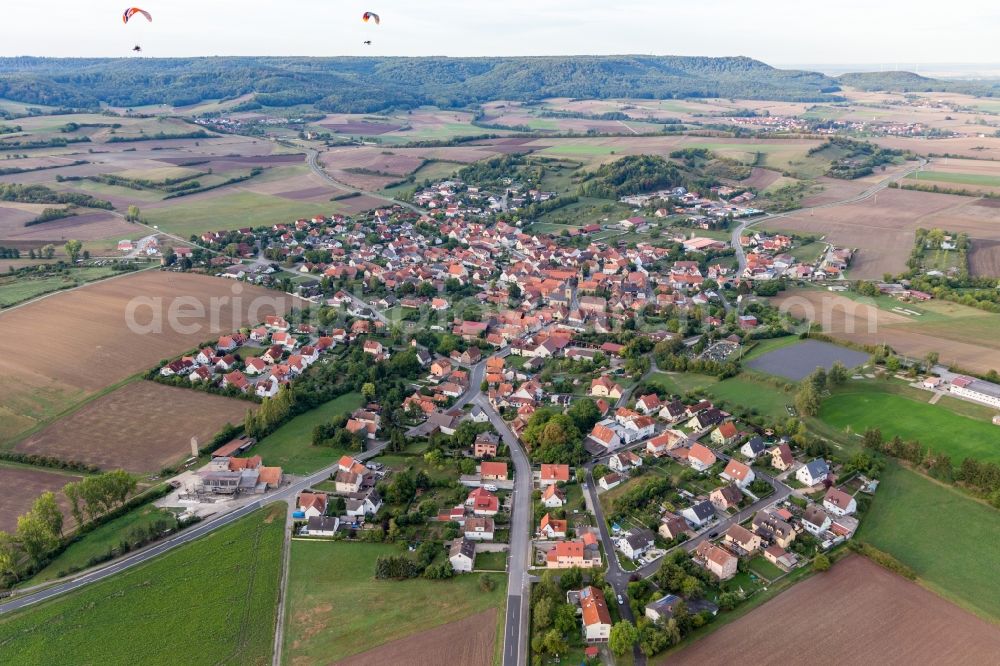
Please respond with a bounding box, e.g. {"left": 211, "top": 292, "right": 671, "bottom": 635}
{"left": 123, "top": 8, "right": 152, "bottom": 24}
{"left": 362, "top": 12, "right": 380, "bottom": 25}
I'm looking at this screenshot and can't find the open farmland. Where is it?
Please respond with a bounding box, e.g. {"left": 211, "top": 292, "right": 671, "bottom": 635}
{"left": 772, "top": 288, "right": 1000, "bottom": 374}
{"left": 282, "top": 541, "right": 506, "bottom": 664}
{"left": 336, "top": 610, "right": 497, "bottom": 666}
{"left": 874, "top": 134, "right": 1000, "bottom": 160}
{"left": 0, "top": 465, "right": 81, "bottom": 533}
{"left": 0, "top": 504, "right": 284, "bottom": 666}
{"left": 142, "top": 190, "right": 336, "bottom": 237}
{"left": 745, "top": 339, "right": 869, "bottom": 381}
{"left": 969, "top": 238, "right": 1000, "bottom": 276}
{"left": 0, "top": 270, "right": 300, "bottom": 443}
{"left": 857, "top": 463, "right": 1000, "bottom": 620}
{"left": 761, "top": 188, "right": 987, "bottom": 278}
{"left": 0, "top": 264, "right": 126, "bottom": 308}
{"left": 16, "top": 382, "right": 254, "bottom": 473}
{"left": 665, "top": 555, "right": 1000, "bottom": 666}
{"left": 312, "top": 108, "right": 492, "bottom": 144}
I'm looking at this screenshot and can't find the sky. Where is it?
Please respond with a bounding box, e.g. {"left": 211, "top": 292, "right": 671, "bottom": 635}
{"left": 3, "top": 0, "right": 1000, "bottom": 67}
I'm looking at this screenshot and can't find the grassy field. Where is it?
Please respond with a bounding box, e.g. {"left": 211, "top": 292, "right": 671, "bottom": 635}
{"left": 818, "top": 386, "right": 1000, "bottom": 465}
{"left": 703, "top": 373, "right": 794, "bottom": 423}
{"left": 142, "top": 191, "right": 335, "bottom": 237}
{"left": 645, "top": 371, "right": 719, "bottom": 395}
{"left": 253, "top": 392, "right": 364, "bottom": 474}
{"left": 858, "top": 463, "right": 1000, "bottom": 620}
{"left": 788, "top": 240, "right": 826, "bottom": 264}
{"left": 380, "top": 160, "right": 464, "bottom": 196}
{"left": 0, "top": 265, "right": 126, "bottom": 308}
{"left": 907, "top": 170, "right": 1000, "bottom": 187}
{"left": 26, "top": 503, "right": 179, "bottom": 585}
{"left": 0, "top": 503, "right": 284, "bottom": 665}
{"left": 282, "top": 540, "right": 507, "bottom": 664}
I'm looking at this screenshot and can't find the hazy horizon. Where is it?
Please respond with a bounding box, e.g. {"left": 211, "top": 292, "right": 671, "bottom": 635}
{"left": 4, "top": 0, "right": 1000, "bottom": 65}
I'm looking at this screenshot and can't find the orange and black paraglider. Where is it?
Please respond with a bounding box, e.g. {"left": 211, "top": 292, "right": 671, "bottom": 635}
{"left": 123, "top": 8, "right": 152, "bottom": 24}
{"left": 362, "top": 12, "right": 380, "bottom": 25}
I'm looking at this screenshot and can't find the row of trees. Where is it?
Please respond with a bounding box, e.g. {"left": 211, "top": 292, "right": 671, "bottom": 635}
{"left": 0, "top": 470, "right": 138, "bottom": 584}
{"left": 63, "top": 470, "right": 138, "bottom": 528}
{"left": 861, "top": 427, "right": 1000, "bottom": 506}
{"left": 0, "top": 492, "right": 63, "bottom": 578}
{"left": 793, "top": 362, "right": 848, "bottom": 417}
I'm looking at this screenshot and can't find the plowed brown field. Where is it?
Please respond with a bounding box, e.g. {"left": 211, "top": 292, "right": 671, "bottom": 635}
{"left": 0, "top": 270, "right": 299, "bottom": 443}
{"left": 333, "top": 609, "right": 496, "bottom": 666}
{"left": 16, "top": 381, "right": 253, "bottom": 473}
{"left": 667, "top": 555, "right": 1000, "bottom": 666}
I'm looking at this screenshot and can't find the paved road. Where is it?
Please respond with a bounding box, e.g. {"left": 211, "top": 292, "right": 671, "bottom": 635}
{"left": 632, "top": 448, "right": 791, "bottom": 580}
{"left": 582, "top": 466, "right": 646, "bottom": 666}
{"left": 731, "top": 158, "right": 927, "bottom": 275}
{"left": 472, "top": 385, "right": 530, "bottom": 666}
{"left": 305, "top": 148, "right": 425, "bottom": 216}
{"left": 0, "top": 442, "right": 387, "bottom": 617}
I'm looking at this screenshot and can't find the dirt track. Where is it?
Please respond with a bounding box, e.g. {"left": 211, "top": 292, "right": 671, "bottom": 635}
{"left": 668, "top": 555, "right": 1000, "bottom": 666}
{"left": 334, "top": 609, "right": 496, "bottom": 666}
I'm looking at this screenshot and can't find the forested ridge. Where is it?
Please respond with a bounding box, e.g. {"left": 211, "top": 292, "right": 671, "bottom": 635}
{"left": 0, "top": 55, "right": 845, "bottom": 112}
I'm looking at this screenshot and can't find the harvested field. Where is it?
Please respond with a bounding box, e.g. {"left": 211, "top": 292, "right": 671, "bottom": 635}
{"left": 772, "top": 288, "right": 1000, "bottom": 375}
{"left": 969, "top": 239, "right": 1000, "bottom": 277}
{"left": 745, "top": 339, "right": 869, "bottom": 381}
{"left": 761, "top": 188, "right": 1000, "bottom": 278}
{"left": 741, "top": 167, "right": 782, "bottom": 190}
{"left": 0, "top": 211, "right": 133, "bottom": 243}
{"left": 319, "top": 146, "right": 427, "bottom": 176}
{"left": 272, "top": 186, "right": 336, "bottom": 201}
{"left": 0, "top": 466, "right": 81, "bottom": 532}
{"left": 666, "top": 555, "right": 1000, "bottom": 666}
{"left": 16, "top": 381, "right": 253, "bottom": 473}
{"left": 320, "top": 121, "right": 403, "bottom": 135}
{"left": 0, "top": 270, "right": 300, "bottom": 443}
{"left": 874, "top": 134, "right": 1000, "bottom": 160}
{"left": 335, "top": 610, "right": 496, "bottom": 666}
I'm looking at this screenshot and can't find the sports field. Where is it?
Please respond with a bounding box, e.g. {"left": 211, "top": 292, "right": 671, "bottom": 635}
{"left": 819, "top": 388, "right": 1000, "bottom": 465}
{"left": 282, "top": 540, "right": 506, "bottom": 664}
{"left": 858, "top": 463, "right": 1000, "bottom": 620}
{"left": 0, "top": 504, "right": 284, "bottom": 665}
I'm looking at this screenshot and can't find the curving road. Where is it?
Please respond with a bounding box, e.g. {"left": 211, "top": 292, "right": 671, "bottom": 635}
{"left": 304, "top": 148, "right": 425, "bottom": 216}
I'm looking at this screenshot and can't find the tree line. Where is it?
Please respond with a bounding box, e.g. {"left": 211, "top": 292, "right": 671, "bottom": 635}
{"left": 0, "top": 55, "right": 844, "bottom": 113}
{"left": 0, "top": 470, "right": 138, "bottom": 585}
